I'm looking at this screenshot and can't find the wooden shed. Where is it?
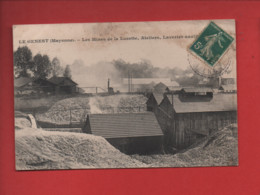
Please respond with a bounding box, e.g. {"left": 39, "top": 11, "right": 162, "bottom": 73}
{"left": 153, "top": 81, "right": 180, "bottom": 93}
{"left": 146, "top": 93, "right": 164, "bottom": 112}
{"left": 82, "top": 112, "right": 164, "bottom": 154}
{"left": 149, "top": 92, "right": 237, "bottom": 150}
{"left": 153, "top": 82, "right": 168, "bottom": 93}
{"left": 14, "top": 77, "right": 56, "bottom": 95}
{"left": 48, "top": 76, "right": 78, "bottom": 94}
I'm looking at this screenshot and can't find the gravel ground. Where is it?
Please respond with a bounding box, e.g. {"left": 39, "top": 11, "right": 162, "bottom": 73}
{"left": 15, "top": 128, "right": 147, "bottom": 170}
{"left": 89, "top": 94, "right": 147, "bottom": 114}
{"left": 36, "top": 94, "right": 148, "bottom": 123}
{"left": 131, "top": 124, "right": 238, "bottom": 167}
{"left": 15, "top": 123, "right": 238, "bottom": 170}
{"left": 35, "top": 97, "right": 90, "bottom": 123}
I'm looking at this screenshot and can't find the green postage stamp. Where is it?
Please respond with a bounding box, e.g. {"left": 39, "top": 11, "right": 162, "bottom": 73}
{"left": 189, "top": 21, "right": 234, "bottom": 67}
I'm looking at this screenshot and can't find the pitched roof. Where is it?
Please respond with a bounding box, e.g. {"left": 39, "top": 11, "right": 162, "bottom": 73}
{"left": 152, "top": 93, "right": 164, "bottom": 105}
{"left": 154, "top": 81, "right": 179, "bottom": 87}
{"left": 14, "top": 77, "right": 33, "bottom": 88}
{"left": 88, "top": 112, "right": 163, "bottom": 139}
{"left": 181, "top": 87, "right": 213, "bottom": 93}
{"left": 122, "top": 78, "right": 171, "bottom": 85}
{"left": 219, "top": 84, "right": 237, "bottom": 91}
{"left": 48, "top": 77, "right": 77, "bottom": 85}
{"left": 153, "top": 82, "right": 167, "bottom": 93}
{"left": 165, "top": 93, "right": 237, "bottom": 113}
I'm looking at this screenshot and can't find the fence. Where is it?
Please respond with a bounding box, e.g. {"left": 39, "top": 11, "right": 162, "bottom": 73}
{"left": 17, "top": 105, "right": 147, "bottom": 129}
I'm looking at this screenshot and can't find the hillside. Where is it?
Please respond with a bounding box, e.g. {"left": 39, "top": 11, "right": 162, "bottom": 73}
{"left": 132, "top": 124, "right": 238, "bottom": 167}
{"left": 35, "top": 97, "right": 90, "bottom": 123}
{"left": 35, "top": 94, "right": 147, "bottom": 123}
{"left": 15, "top": 128, "right": 147, "bottom": 170}
{"left": 15, "top": 114, "right": 238, "bottom": 169}
{"left": 89, "top": 94, "right": 147, "bottom": 114}
{"left": 15, "top": 124, "right": 238, "bottom": 170}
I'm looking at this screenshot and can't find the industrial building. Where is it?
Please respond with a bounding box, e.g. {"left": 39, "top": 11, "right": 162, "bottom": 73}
{"left": 146, "top": 88, "right": 237, "bottom": 150}
{"left": 82, "top": 112, "right": 164, "bottom": 154}
{"left": 14, "top": 76, "right": 79, "bottom": 95}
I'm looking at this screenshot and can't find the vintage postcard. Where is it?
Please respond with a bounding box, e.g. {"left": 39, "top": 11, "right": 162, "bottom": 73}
{"left": 13, "top": 20, "right": 238, "bottom": 170}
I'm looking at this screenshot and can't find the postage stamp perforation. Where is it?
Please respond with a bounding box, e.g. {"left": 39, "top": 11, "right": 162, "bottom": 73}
{"left": 187, "top": 21, "right": 235, "bottom": 78}
{"left": 189, "top": 21, "right": 234, "bottom": 67}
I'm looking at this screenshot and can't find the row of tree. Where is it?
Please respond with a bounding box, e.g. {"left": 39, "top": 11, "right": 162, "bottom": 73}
{"left": 14, "top": 46, "right": 72, "bottom": 79}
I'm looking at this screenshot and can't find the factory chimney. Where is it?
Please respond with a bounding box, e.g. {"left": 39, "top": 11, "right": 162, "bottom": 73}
{"left": 107, "top": 78, "right": 114, "bottom": 94}
{"left": 108, "top": 78, "right": 110, "bottom": 91}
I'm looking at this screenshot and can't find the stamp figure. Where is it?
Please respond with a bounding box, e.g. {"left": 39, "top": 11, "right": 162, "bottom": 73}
{"left": 189, "top": 21, "right": 234, "bottom": 66}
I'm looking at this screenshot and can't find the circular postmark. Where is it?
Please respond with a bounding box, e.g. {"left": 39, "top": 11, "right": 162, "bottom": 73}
{"left": 187, "top": 46, "right": 234, "bottom": 78}
{"left": 187, "top": 21, "right": 236, "bottom": 78}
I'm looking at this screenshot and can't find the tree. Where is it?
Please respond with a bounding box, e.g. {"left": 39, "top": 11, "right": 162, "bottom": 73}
{"left": 63, "top": 65, "right": 72, "bottom": 78}
{"left": 13, "top": 46, "right": 34, "bottom": 77}
{"left": 51, "top": 57, "right": 64, "bottom": 77}
{"left": 32, "top": 54, "right": 52, "bottom": 79}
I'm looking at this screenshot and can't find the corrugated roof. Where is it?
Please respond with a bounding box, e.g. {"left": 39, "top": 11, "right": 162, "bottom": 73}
{"left": 14, "top": 77, "right": 33, "bottom": 88}
{"left": 166, "top": 93, "right": 237, "bottom": 113}
{"left": 182, "top": 87, "right": 213, "bottom": 93}
{"left": 88, "top": 112, "right": 163, "bottom": 139}
{"left": 48, "top": 77, "right": 77, "bottom": 85}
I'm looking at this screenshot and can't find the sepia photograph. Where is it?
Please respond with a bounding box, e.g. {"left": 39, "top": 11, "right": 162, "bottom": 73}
{"left": 13, "top": 20, "right": 238, "bottom": 170}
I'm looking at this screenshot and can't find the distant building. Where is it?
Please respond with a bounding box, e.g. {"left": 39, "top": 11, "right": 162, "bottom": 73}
{"left": 153, "top": 82, "right": 179, "bottom": 93}
{"left": 153, "top": 82, "right": 168, "bottom": 93}
{"left": 14, "top": 77, "right": 33, "bottom": 95}
{"left": 14, "top": 77, "right": 56, "bottom": 95}
{"left": 122, "top": 78, "right": 179, "bottom": 93}
{"left": 219, "top": 84, "right": 237, "bottom": 93}
{"left": 14, "top": 76, "right": 79, "bottom": 96}
{"left": 122, "top": 78, "right": 172, "bottom": 85}
{"left": 48, "top": 76, "right": 78, "bottom": 94}
{"left": 82, "top": 112, "right": 164, "bottom": 154}
{"left": 221, "top": 77, "right": 236, "bottom": 85}
{"left": 165, "top": 86, "right": 182, "bottom": 94}
{"left": 180, "top": 87, "right": 214, "bottom": 96}
{"left": 196, "top": 77, "right": 236, "bottom": 88}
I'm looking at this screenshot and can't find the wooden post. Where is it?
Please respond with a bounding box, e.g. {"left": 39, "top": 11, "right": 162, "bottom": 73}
{"left": 32, "top": 108, "right": 35, "bottom": 118}
{"left": 69, "top": 109, "right": 72, "bottom": 127}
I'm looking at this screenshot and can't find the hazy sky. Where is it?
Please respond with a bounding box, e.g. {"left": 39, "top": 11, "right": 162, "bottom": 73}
{"left": 13, "top": 20, "right": 237, "bottom": 86}
{"left": 13, "top": 20, "right": 235, "bottom": 67}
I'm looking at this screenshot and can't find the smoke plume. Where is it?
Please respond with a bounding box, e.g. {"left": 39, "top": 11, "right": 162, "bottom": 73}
{"left": 71, "top": 59, "right": 216, "bottom": 91}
